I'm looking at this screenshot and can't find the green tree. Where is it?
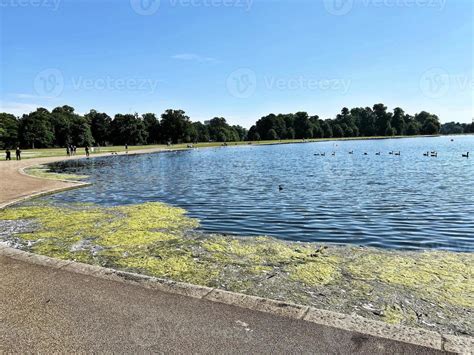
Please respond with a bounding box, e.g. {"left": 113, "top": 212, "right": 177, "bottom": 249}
{"left": 294, "top": 112, "right": 312, "bottom": 139}
{"left": 373, "top": 103, "right": 393, "bottom": 136}
{"left": 192, "top": 121, "right": 210, "bottom": 142}
{"left": 86, "top": 110, "right": 112, "bottom": 146}
{"left": 406, "top": 120, "right": 421, "bottom": 135}
{"left": 232, "top": 125, "right": 247, "bottom": 141}
{"left": 392, "top": 107, "right": 406, "bottom": 135}
{"left": 247, "top": 126, "right": 260, "bottom": 141}
{"left": 0, "top": 113, "right": 19, "bottom": 149}
{"left": 415, "top": 111, "right": 441, "bottom": 135}
{"left": 321, "top": 120, "right": 333, "bottom": 138}
{"left": 332, "top": 123, "right": 344, "bottom": 138}
{"left": 142, "top": 113, "right": 160, "bottom": 144}
{"left": 19, "top": 108, "right": 54, "bottom": 148}
{"left": 50, "top": 105, "right": 78, "bottom": 147}
{"left": 160, "top": 109, "right": 192, "bottom": 144}
{"left": 267, "top": 128, "right": 278, "bottom": 140}
{"left": 70, "top": 116, "right": 94, "bottom": 146}
{"left": 111, "top": 113, "right": 148, "bottom": 145}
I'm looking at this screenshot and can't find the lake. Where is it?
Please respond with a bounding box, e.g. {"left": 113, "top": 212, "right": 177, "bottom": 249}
{"left": 44, "top": 136, "right": 474, "bottom": 251}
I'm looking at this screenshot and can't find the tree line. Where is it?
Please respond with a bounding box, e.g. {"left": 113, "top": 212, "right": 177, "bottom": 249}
{"left": 0, "top": 106, "right": 247, "bottom": 149}
{"left": 440, "top": 121, "right": 474, "bottom": 135}
{"left": 0, "top": 103, "right": 467, "bottom": 149}
{"left": 247, "top": 105, "right": 444, "bottom": 141}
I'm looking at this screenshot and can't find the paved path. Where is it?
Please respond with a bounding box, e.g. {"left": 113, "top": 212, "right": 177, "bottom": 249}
{"left": 0, "top": 148, "right": 167, "bottom": 208}
{"left": 0, "top": 150, "right": 446, "bottom": 353}
{"left": 0, "top": 255, "right": 444, "bottom": 353}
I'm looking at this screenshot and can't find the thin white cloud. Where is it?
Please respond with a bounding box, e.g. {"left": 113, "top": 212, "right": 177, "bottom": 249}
{"left": 14, "top": 93, "right": 56, "bottom": 100}
{"left": 172, "top": 53, "right": 219, "bottom": 63}
{"left": 0, "top": 102, "right": 39, "bottom": 116}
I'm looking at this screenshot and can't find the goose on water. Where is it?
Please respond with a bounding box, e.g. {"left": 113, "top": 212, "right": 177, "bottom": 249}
{"left": 462, "top": 152, "right": 470, "bottom": 158}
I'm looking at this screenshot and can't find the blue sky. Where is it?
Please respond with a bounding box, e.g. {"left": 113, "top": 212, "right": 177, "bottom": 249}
{"left": 1, "top": 0, "right": 472, "bottom": 127}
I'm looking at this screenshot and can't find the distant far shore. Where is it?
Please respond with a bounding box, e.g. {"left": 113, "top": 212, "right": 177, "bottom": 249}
{"left": 3, "top": 134, "right": 452, "bottom": 160}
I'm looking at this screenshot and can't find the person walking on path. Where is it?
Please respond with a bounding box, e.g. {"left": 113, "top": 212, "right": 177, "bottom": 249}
{"left": 15, "top": 147, "right": 21, "bottom": 160}
{"left": 66, "top": 146, "right": 70, "bottom": 156}
{"left": 125, "top": 144, "right": 128, "bottom": 154}
{"left": 5, "top": 149, "right": 11, "bottom": 160}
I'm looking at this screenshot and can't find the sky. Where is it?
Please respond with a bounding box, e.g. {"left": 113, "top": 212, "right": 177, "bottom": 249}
{"left": 0, "top": 0, "right": 472, "bottom": 128}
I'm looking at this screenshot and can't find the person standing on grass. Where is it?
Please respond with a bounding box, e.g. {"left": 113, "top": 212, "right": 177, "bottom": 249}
{"left": 125, "top": 143, "right": 128, "bottom": 154}
{"left": 15, "top": 147, "right": 21, "bottom": 160}
{"left": 85, "top": 146, "right": 90, "bottom": 157}
{"left": 66, "top": 146, "right": 70, "bottom": 156}
{"left": 5, "top": 149, "right": 11, "bottom": 160}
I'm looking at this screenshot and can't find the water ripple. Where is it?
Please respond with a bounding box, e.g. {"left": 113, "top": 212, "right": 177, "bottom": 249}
{"left": 44, "top": 136, "right": 474, "bottom": 252}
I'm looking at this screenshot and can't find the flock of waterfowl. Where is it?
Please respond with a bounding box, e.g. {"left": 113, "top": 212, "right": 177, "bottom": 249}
{"left": 314, "top": 151, "right": 469, "bottom": 158}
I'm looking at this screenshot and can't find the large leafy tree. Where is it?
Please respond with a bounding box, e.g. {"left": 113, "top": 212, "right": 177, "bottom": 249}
{"left": 192, "top": 121, "right": 210, "bottom": 142}
{"left": 111, "top": 113, "right": 148, "bottom": 145}
{"left": 19, "top": 108, "right": 54, "bottom": 148}
{"left": 160, "top": 109, "right": 192, "bottom": 144}
{"left": 415, "top": 111, "right": 441, "bottom": 135}
{"left": 373, "top": 103, "right": 393, "bottom": 136}
{"left": 293, "top": 112, "right": 312, "bottom": 139}
{"left": 392, "top": 108, "right": 406, "bottom": 136}
{"left": 70, "top": 116, "right": 94, "bottom": 146}
{"left": 142, "top": 113, "right": 160, "bottom": 144}
{"left": 86, "top": 109, "right": 112, "bottom": 146}
{"left": 0, "top": 113, "right": 19, "bottom": 149}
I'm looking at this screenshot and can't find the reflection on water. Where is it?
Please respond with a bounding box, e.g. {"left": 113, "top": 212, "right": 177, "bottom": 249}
{"left": 45, "top": 136, "right": 474, "bottom": 251}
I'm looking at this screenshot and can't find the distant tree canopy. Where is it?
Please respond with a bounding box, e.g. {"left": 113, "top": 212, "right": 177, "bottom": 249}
{"left": 248, "top": 105, "right": 446, "bottom": 141}
{"left": 440, "top": 121, "right": 474, "bottom": 135}
{"left": 0, "top": 103, "right": 464, "bottom": 149}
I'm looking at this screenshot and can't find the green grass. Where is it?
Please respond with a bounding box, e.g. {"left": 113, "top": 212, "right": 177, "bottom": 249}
{"left": 13, "top": 135, "right": 434, "bottom": 160}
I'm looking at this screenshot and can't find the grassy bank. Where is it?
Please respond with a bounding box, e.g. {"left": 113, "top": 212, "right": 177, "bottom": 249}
{"left": 10, "top": 135, "right": 437, "bottom": 160}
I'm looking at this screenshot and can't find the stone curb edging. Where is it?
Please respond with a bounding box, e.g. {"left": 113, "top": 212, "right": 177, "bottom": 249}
{"left": 0, "top": 183, "right": 91, "bottom": 210}
{"left": 0, "top": 245, "right": 472, "bottom": 354}
{"left": 17, "top": 164, "right": 91, "bottom": 185}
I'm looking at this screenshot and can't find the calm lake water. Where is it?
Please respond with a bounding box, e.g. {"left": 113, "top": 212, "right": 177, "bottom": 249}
{"left": 45, "top": 136, "right": 474, "bottom": 251}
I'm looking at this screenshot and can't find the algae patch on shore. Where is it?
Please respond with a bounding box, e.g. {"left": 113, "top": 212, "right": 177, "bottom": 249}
{"left": 1, "top": 201, "right": 473, "bottom": 336}
{"left": 24, "top": 166, "right": 88, "bottom": 181}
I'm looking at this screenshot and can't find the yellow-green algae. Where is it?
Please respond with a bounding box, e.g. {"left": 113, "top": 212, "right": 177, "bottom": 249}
{"left": 25, "top": 166, "right": 88, "bottom": 181}
{"left": 1, "top": 201, "right": 473, "bottom": 335}
{"left": 347, "top": 250, "right": 474, "bottom": 308}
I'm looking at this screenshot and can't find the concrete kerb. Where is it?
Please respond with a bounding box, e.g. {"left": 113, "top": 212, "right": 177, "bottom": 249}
{"left": 0, "top": 246, "right": 472, "bottom": 354}
{"left": 0, "top": 183, "right": 92, "bottom": 210}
